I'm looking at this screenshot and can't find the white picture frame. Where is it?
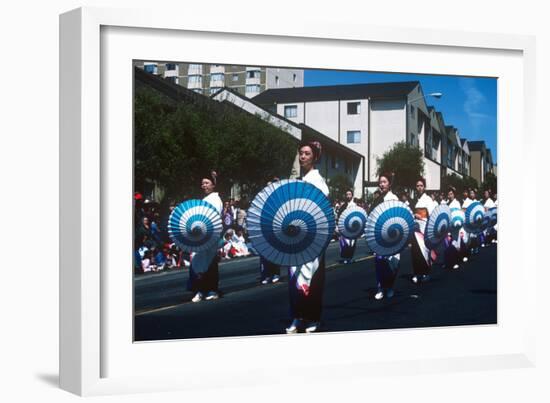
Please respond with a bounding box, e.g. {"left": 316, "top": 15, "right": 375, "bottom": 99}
{"left": 60, "top": 6, "right": 538, "bottom": 397}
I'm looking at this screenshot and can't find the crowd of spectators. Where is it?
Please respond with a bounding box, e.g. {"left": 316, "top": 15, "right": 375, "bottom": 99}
{"left": 134, "top": 193, "right": 255, "bottom": 274}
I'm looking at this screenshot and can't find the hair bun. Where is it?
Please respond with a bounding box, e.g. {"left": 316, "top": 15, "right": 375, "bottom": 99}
{"left": 299, "top": 140, "right": 323, "bottom": 162}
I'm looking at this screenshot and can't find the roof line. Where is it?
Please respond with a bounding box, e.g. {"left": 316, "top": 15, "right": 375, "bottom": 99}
{"left": 211, "top": 87, "right": 363, "bottom": 159}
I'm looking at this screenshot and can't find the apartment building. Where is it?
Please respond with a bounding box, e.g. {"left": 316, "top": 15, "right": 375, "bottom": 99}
{"left": 468, "top": 140, "right": 495, "bottom": 185}
{"left": 136, "top": 61, "right": 304, "bottom": 98}
{"left": 252, "top": 81, "right": 453, "bottom": 190}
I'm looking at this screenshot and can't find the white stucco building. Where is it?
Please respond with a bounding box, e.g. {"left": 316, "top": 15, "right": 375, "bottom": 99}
{"left": 252, "top": 81, "right": 463, "bottom": 191}
{"left": 212, "top": 87, "right": 365, "bottom": 197}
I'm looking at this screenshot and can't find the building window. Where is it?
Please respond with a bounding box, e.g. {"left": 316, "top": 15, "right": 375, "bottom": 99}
{"left": 210, "top": 87, "right": 222, "bottom": 95}
{"left": 447, "top": 147, "right": 454, "bottom": 167}
{"left": 188, "top": 75, "right": 201, "bottom": 85}
{"left": 247, "top": 70, "right": 260, "bottom": 79}
{"left": 347, "top": 102, "right": 361, "bottom": 115}
{"left": 293, "top": 73, "right": 297, "bottom": 82}
{"left": 245, "top": 84, "right": 261, "bottom": 95}
{"left": 144, "top": 64, "right": 157, "bottom": 74}
{"left": 275, "top": 76, "right": 279, "bottom": 86}
{"left": 346, "top": 130, "right": 361, "bottom": 144}
{"left": 210, "top": 73, "right": 224, "bottom": 81}
{"left": 165, "top": 63, "right": 176, "bottom": 71}
{"left": 284, "top": 105, "right": 298, "bottom": 118}
{"left": 425, "top": 129, "right": 433, "bottom": 159}
{"left": 232, "top": 73, "right": 239, "bottom": 82}
{"left": 166, "top": 76, "right": 178, "bottom": 84}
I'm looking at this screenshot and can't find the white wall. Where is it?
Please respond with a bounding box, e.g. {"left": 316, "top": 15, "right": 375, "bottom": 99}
{"left": 369, "top": 98, "right": 407, "bottom": 181}
{"left": 418, "top": 116, "right": 426, "bottom": 153}
{"left": 424, "top": 158, "right": 441, "bottom": 190}
{"left": 304, "top": 101, "right": 339, "bottom": 141}
{"left": 354, "top": 158, "right": 365, "bottom": 198}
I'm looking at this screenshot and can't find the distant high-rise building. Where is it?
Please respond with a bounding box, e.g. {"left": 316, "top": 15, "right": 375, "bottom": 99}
{"left": 136, "top": 62, "right": 304, "bottom": 98}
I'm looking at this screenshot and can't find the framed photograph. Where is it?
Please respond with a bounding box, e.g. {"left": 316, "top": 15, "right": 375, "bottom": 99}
{"left": 60, "top": 6, "right": 537, "bottom": 396}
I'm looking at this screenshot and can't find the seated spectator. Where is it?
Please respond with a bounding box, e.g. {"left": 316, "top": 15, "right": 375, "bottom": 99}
{"left": 134, "top": 250, "right": 143, "bottom": 274}
{"left": 221, "top": 230, "right": 238, "bottom": 259}
{"left": 162, "top": 244, "right": 177, "bottom": 269}
{"left": 141, "top": 249, "right": 157, "bottom": 273}
{"left": 153, "top": 247, "right": 166, "bottom": 271}
{"left": 232, "top": 227, "right": 251, "bottom": 257}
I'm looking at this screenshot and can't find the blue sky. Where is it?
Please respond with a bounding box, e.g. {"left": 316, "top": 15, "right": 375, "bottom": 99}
{"left": 304, "top": 70, "right": 497, "bottom": 160}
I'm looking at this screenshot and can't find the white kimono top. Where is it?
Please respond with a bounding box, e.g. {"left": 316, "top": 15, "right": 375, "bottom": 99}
{"left": 448, "top": 199, "right": 461, "bottom": 210}
{"left": 291, "top": 169, "right": 329, "bottom": 293}
{"left": 384, "top": 191, "right": 398, "bottom": 202}
{"left": 414, "top": 193, "right": 436, "bottom": 233}
{"left": 462, "top": 198, "right": 474, "bottom": 209}
{"left": 484, "top": 198, "right": 496, "bottom": 209}
{"left": 190, "top": 191, "right": 223, "bottom": 273}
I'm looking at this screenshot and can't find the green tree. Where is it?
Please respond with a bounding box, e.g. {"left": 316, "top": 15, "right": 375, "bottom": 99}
{"left": 462, "top": 175, "right": 479, "bottom": 193}
{"left": 441, "top": 173, "right": 478, "bottom": 194}
{"left": 134, "top": 87, "right": 298, "bottom": 203}
{"left": 327, "top": 174, "right": 353, "bottom": 203}
{"left": 482, "top": 172, "right": 497, "bottom": 193}
{"left": 376, "top": 141, "right": 424, "bottom": 192}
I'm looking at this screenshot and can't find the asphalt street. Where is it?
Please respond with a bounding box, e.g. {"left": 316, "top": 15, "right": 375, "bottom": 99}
{"left": 134, "top": 239, "right": 497, "bottom": 341}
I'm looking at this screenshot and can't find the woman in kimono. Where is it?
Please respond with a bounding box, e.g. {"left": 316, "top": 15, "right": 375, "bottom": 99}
{"left": 368, "top": 173, "right": 400, "bottom": 300}
{"left": 482, "top": 189, "right": 497, "bottom": 245}
{"left": 444, "top": 186, "right": 463, "bottom": 270}
{"left": 410, "top": 177, "right": 436, "bottom": 284}
{"left": 187, "top": 171, "right": 224, "bottom": 302}
{"left": 337, "top": 189, "right": 357, "bottom": 264}
{"left": 462, "top": 188, "right": 479, "bottom": 256}
{"left": 286, "top": 141, "right": 330, "bottom": 334}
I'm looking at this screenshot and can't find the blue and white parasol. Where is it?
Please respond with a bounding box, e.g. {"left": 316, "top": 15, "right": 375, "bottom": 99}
{"left": 246, "top": 179, "right": 335, "bottom": 266}
{"left": 425, "top": 204, "right": 452, "bottom": 246}
{"left": 450, "top": 208, "right": 465, "bottom": 229}
{"left": 488, "top": 207, "right": 498, "bottom": 227}
{"left": 463, "top": 201, "right": 485, "bottom": 234}
{"left": 364, "top": 200, "right": 415, "bottom": 256}
{"left": 338, "top": 205, "right": 368, "bottom": 239}
{"left": 167, "top": 199, "right": 223, "bottom": 252}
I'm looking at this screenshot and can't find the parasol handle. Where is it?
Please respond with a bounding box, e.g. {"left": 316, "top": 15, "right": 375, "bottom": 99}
{"left": 284, "top": 224, "right": 301, "bottom": 237}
